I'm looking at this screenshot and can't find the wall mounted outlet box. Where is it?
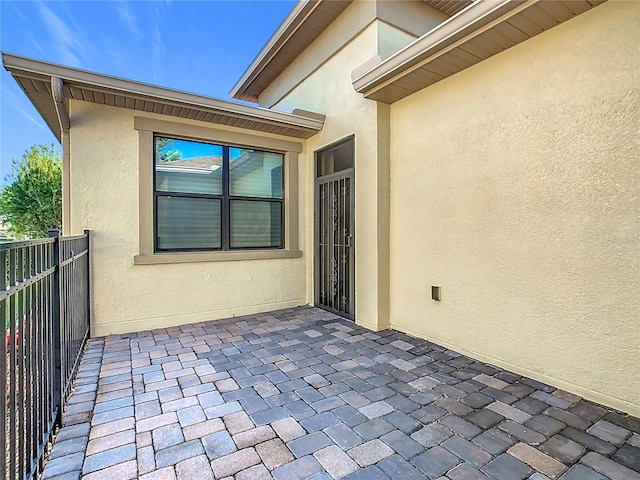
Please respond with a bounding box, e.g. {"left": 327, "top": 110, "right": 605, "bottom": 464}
{"left": 431, "top": 286, "right": 441, "bottom": 301}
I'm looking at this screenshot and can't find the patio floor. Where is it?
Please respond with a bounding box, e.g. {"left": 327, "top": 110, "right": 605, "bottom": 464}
{"left": 41, "top": 306, "right": 640, "bottom": 480}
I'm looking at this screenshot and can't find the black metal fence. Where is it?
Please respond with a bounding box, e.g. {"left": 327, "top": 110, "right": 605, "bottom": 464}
{"left": 1, "top": 230, "right": 90, "bottom": 480}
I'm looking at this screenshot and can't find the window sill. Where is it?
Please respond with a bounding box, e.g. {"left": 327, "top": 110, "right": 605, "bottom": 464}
{"left": 134, "top": 249, "right": 302, "bottom": 265}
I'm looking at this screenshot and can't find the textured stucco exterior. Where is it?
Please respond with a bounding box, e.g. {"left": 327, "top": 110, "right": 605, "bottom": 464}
{"left": 68, "top": 102, "right": 308, "bottom": 336}
{"left": 387, "top": 1, "right": 639, "bottom": 416}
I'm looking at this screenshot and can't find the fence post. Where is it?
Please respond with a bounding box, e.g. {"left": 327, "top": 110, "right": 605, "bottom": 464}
{"left": 84, "top": 229, "right": 91, "bottom": 339}
{"left": 48, "top": 228, "right": 63, "bottom": 426}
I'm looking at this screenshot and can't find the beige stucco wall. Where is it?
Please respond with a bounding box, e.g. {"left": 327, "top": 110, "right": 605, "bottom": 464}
{"left": 388, "top": 1, "right": 639, "bottom": 416}
{"left": 68, "top": 102, "right": 308, "bottom": 336}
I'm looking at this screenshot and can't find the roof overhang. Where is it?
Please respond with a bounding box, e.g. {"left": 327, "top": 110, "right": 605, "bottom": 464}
{"left": 2, "top": 53, "right": 325, "bottom": 141}
{"left": 230, "top": 0, "right": 352, "bottom": 103}
{"left": 230, "top": 0, "right": 477, "bottom": 104}
{"left": 353, "top": 0, "right": 607, "bottom": 103}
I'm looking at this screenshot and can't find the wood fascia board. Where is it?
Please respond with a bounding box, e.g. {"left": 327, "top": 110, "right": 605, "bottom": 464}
{"left": 229, "top": 0, "right": 323, "bottom": 102}
{"left": 2, "top": 52, "right": 324, "bottom": 133}
{"left": 352, "top": 0, "right": 534, "bottom": 98}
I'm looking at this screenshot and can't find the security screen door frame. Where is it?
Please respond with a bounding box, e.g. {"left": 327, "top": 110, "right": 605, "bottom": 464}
{"left": 314, "top": 136, "right": 355, "bottom": 320}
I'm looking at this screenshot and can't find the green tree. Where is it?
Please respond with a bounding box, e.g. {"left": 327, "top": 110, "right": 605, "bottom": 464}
{"left": 155, "top": 137, "right": 182, "bottom": 163}
{"left": 0, "top": 144, "right": 62, "bottom": 238}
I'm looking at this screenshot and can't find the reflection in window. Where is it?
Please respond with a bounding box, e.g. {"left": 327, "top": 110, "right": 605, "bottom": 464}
{"left": 230, "top": 148, "right": 283, "bottom": 199}
{"left": 153, "top": 136, "right": 284, "bottom": 251}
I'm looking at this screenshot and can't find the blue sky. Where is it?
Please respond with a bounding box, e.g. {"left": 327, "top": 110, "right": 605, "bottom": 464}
{"left": 0, "top": 0, "right": 296, "bottom": 184}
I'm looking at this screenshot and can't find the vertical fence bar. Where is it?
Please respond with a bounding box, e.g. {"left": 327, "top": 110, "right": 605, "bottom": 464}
{"left": 25, "top": 245, "right": 33, "bottom": 478}
{"left": 85, "top": 231, "right": 90, "bottom": 340}
{"left": 48, "top": 229, "right": 63, "bottom": 429}
{"left": 1, "top": 249, "right": 6, "bottom": 480}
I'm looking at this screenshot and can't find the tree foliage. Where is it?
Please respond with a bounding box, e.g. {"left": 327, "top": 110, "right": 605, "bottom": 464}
{"left": 0, "top": 144, "right": 62, "bottom": 238}
{"left": 155, "top": 137, "right": 182, "bottom": 163}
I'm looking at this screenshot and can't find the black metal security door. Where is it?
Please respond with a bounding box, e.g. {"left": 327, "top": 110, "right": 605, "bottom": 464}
{"left": 315, "top": 168, "right": 354, "bottom": 319}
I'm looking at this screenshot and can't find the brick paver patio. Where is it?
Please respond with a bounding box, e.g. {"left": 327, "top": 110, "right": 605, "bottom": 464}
{"left": 41, "top": 306, "right": 640, "bottom": 480}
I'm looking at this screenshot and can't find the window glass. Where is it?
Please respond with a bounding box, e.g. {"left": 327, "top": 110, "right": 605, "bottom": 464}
{"left": 229, "top": 148, "right": 283, "bottom": 198}
{"left": 157, "top": 196, "right": 221, "bottom": 250}
{"left": 230, "top": 200, "right": 282, "bottom": 248}
{"left": 153, "top": 136, "right": 285, "bottom": 252}
{"left": 155, "top": 137, "right": 223, "bottom": 195}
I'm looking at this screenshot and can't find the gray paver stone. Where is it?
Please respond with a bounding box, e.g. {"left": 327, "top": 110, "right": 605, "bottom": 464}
{"left": 443, "top": 435, "right": 492, "bottom": 468}
{"left": 136, "top": 412, "right": 178, "bottom": 433}
{"left": 175, "top": 454, "right": 214, "bottom": 480}
{"left": 182, "top": 418, "right": 225, "bottom": 440}
{"left": 202, "top": 430, "right": 237, "bottom": 460}
{"left": 560, "top": 427, "right": 616, "bottom": 455}
{"left": 348, "top": 439, "right": 395, "bottom": 467}
{"left": 177, "top": 405, "right": 206, "bottom": 427}
{"left": 342, "top": 465, "right": 391, "bottom": 480}
{"left": 384, "top": 410, "right": 422, "bottom": 435}
{"left": 323, "top": 423, "right": 364, "bottom": 450}
{"left": 300, "top": 412, "right": 340, "bottom": 432}
{"left": 587, "top": 420, "right": 632, "bottom": 446}
{"left": 360, "top": 401, "right": 395, "bottom": 419}
{"left": 547, "top": 408, "right": 592, "bottom": 430}
{"left": 153, "top": 423, "right": 184, "bottom": 450}
{"left": 82, "top": 443, "right": 136, "bottom": 474}
{"left": 48, "top": 436, "right": 88, "bottom": 460}
{"left": 272, "top": 455, "right": 325, "bottom": 480}
{"left": 486, "top": 401, "right": 531, "bottom": 423}
{"left": 210, "top": 448, "right": 261, "bottom": 478}
{"left": 288, "top": 431, "right": 333, "bottom": 458}
{"left": 333, "top": 405, "right": 368, "bottom": 427}
{"left": 411, "top": 423, "right": 453, "bottom": 448}
{"left": 412, "top": 446, "right": 460, "bottom": 478}
{"left": 55, "top": 423, "right": 91, "bottom": 443}
{"left": 205, "top": 400, "right": 243, "bottom": 418}
{"left": 138, "top": 467, "right": 177, "bottom": 480}
{"left": 233, "top": 425, "right": 276, "bottom": 448}
{"left": 472, "top": 429, "right": 515, "bottom": 455}
{"left": 354, "top": 418, "right": 395, "bottom": 440}
{"left": 481, "top": 453, "right": 532, "bottom": 480}
{"left": 612, "top": 444, "right": 640, "bottom": 473}
{"left": 138, "top": 445, "right": 155, "bottom": 475}
{"left": 447, "top": 462, "right": 491, "bottom": 480}
{"left": 380, "top": 430, "right": 424, "bottom": 460}
{"left": 235, "top": 464, "right": 273, "bottom": 480}
{"left": 581, "top": 452, "right": 640, "bottom": 480}
{"left": 540, "top": 435, "right": 586, "bottom": 464}
{"left": 558, "top": 465, "right": 607, "bottom": 480}
{"left": 89, "top": 417, "right": 134, "bottom": 439}
{"left": 378, "top": 454, "right": 428, "bottom": 479}
{"left": 498, "top": 419, "right": 546, "bottom": 445}
{"left": 155, "top": 439, "right": 205, "bottom": 468}
{"left": 440, "top": 415, "right": 482, "bottom": 439}
{"left": 82, "top": 459, "right": 138, "bottom": 480}
{"left": 525, "top": 414, "right": 566, "bottom": 436}
{"left": 272, "top": 417, "right": 306, "bottom": 442}
{"left": 86, "top": 429, "right": 135, "bottom": 456}
{"left": 314, "top": 445, "right": 359, "bottom": 478}
{"left": 255, "top": 438, "right": 294, "bottom": 470}
{"left": 41, "top": 452, "right": 85, "bottom": 478}
{"left": 252, "top": 406, "right": 290, "bottom": 425}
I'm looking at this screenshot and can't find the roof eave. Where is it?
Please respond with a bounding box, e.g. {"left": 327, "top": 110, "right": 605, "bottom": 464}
{"left": 352, "top": 0, "right": 520, "bottom": 96}
{"left": 3, "top": 52, "right": 324, "bottom": 139}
